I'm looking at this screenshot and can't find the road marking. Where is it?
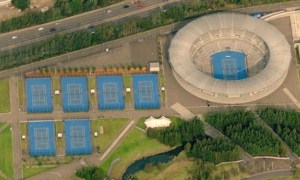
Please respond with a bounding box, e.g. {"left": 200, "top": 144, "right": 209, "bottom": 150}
{"left": 282, "top": 88, "right": 300, "bottom": 109}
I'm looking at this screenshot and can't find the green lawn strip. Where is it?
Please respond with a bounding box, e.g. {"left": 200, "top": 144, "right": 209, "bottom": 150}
{"left": 295, "top": 46, "right": 300, "bottom": 65}
{"left": 18, "top": 78, "right": 25, "bottom": 108}
{"left": 23, "top": 165, "right": 58, "bottom": 179}
{"left": 52, "top": 76, "right": 61, "bottom": 106}
{"left": 88, "top": 76, "right": 96, "bottom": 107}
{"left": 91, "top": 118, "right": 128, "bottom": 152}
{"left": 123, "top": 75, "right": 132, "bottom": 104}
{"left": 54, "top": 121, "right": 64, "bottom": 149}
{"left": 20, "top": 122, "right": 28, "bottom": 152}
{"left": 0, "top": 79, "right": 10, "bottom": 113}
{"left": 0, "top": 123, "right": 13, "bottom": 178}
{"left": 100, "top": 128, "right": 171, "bottom": 179}
{"left": 158, "top": 72, "right": 165, "bottom": 104}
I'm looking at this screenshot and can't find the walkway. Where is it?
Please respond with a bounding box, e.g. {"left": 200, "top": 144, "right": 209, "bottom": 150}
{"left": 283, "top": 88, "right": 300, "bottom": 109}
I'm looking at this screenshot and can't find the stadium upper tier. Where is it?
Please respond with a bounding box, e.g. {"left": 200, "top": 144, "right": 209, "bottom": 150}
{"left": 169, "top": 12, "right": 291, "bottom": 104}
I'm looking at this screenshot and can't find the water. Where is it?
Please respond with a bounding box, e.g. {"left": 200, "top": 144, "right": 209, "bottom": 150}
{"left": 122, "top": 146, "right": 184, "bottom": 180}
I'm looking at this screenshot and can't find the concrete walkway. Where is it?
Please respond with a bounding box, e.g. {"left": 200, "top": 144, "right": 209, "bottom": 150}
{"left": 283, "top": 88, "right": 300, "bottom": 109}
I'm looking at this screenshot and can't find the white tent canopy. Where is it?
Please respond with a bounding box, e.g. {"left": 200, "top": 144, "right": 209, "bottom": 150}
{"left": 144, "top": 116, "right": 171, "bottom": 129}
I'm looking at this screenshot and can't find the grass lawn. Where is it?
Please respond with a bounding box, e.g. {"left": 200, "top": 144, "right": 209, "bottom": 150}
{"left": 100, "top": 128, "right": 171, "bottom": 179}
{"left": 212, "top": 162, "right": 249, "bottom": 180}
{"left": 54, "top": 121, "right": 64, "bottom": 149}
{"left": 88, "top": 76, "right": 96, "bottom": 107}
{"left": 135, "top": 117, "right": 147, "bottom": 130}
{"left": 18, "top": 78, "right": 25, "bottom": 108}
{"left": 0, "top": 79, "right": 10, "bottom": 113}
{"left": 52, "top": 76, "right": 61, "bottom": 107}
{"left": 20, "top": 122, "right": 28, "bottom": 152}
{"left": 23, "top": 165, "right": 57, "bottom": 179}
{"left": 91, "top": 118, "right": 128, "bottom": 152}
{"left": 134, "top": 152, "right": 193, "bottom": 179}
{"left": 295, "top": 46, "right": 300, "bottom": 65}
{"left": 0, "top": 122, "right": 13, "bottom": 178}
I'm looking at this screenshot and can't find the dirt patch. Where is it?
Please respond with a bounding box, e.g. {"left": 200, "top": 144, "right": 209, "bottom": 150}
{"left": 30, "top": 0, "right": 54, "bottom": 9}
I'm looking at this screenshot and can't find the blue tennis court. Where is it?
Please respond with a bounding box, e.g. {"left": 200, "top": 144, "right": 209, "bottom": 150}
{"left": 64, "top": 119, "right": 92, "bottom": 155}
{"left": 26, "top": 78, "right": 53, "bottom": 113}
{"left": 97, "top": 75, "right": 125, "bottom": 110}
{"left": 28, "top": 121, "right": 55, "bottom": 156}
{"left": 211, "top": 50, "right": 247, "bottom": 80}
{"left": 132, "top": 74, "right": 160, "bottom": 109}
{"left": 61, "top": 77, "right": 89, "bottom": 112}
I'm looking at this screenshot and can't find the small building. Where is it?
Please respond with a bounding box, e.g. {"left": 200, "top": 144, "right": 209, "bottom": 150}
{"left": 57, "top": 133, "right": 62, "bottom": 138}
{"left": 148, "top": 62, "right": 160, "bottom": 72}
{"left": 54, "top": 90, "right": 60, "bottom": 95}
{"left": 90, "top": 89, "right": 95, "bottom": 94}
{"left": 144, "top": 116, "right": 171, "bottom": 129}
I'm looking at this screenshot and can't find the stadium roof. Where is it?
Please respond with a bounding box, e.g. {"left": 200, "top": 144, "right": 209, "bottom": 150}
{"left": 169, "top": 12, "right": 291, "bottom": 104}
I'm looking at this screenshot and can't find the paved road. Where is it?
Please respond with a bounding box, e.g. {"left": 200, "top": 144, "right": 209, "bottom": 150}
{"left": 0, "top": 0, "right": 181, "bottom": 51}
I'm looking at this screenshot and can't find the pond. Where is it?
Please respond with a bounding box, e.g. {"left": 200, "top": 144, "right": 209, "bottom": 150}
{"left": 122, "top": 145, "right": 184, "bottom": 180}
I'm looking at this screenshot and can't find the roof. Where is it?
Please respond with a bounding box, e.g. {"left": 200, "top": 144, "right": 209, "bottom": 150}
{"left": 169, "top": 12, "right": 291, "bottom": 104}
{"left": 144, "top": 116, "right": 171, "bottom": 128}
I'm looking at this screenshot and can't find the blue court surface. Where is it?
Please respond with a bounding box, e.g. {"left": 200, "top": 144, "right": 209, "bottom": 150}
{"left": 26, "top": 78, "right": 53, "bottom": 113}
{"left": 28, "top": 121, "right": 56, "bottom": 156}
{"left": 61, "top": 77, "right": 89, "bottom": 112}
{"left": 211, "top": 50, "right": 247, "bottom": 80}
{"left": 97, "top": 75, "right": 125, "bottom": 110}
{"left": 64, "top": 119, "right": 92, "bottom": 155}
{"left": 132, "top": 74, "right": 160, "bottom": 109}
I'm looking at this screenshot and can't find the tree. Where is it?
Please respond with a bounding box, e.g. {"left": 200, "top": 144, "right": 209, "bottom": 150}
{"left": 12, "top": 0, "right": 30, "bottom": 10}
{"left": 75, "top": 166, "right": 105, "bottom": 180}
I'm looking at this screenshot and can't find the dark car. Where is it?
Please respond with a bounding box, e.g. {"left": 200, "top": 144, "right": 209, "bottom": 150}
{"left": 88, "top": 25, "right": 94, "bottom": 29}
{"left": 49, "top": 28, "right": 56, "bottom": 33}
{"left": 123, "top": 5, "right": 130, "bottom": 8}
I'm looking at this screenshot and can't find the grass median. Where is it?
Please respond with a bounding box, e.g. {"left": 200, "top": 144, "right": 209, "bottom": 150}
{"left": 88, "top": 76, "right": 96, "bottom": 107}
{"left": 0, "top": 79, "right": 10, "bottom": 113}
{"left": 52, "top": 76, "right": 61, "bottom": 107}
{"left": 123, "top": 75, "right": 132, "bottom": 104}
{"left": 100, "top": 128, "right": 170, "bottom": 179}
{"left": 54, "top": 120, "right": 64, "bottom": 150}
{"left": 20, "top": 122, "right": 28, "bottom": 153}
{"left": 0, "top": 122, "right": 13, "bottom": 178}
{"left": 91, "top": 118, "right": 129, "bottom": 152}
{"left": 18, "top": 77, "right": 25, "bottom": 108}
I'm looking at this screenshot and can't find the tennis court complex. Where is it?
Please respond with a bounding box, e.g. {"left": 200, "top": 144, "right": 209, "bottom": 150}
{"left": 61, "top": 77, "right": 89, "bottom": 112}
{"left": 28, "top": 121, "right": 56, "bottom": 156}
{"left": 64, "top": 119, "right": 92, "bottom": 155}
{"left": 132, "top": 74, "right": 160, "bottom": 109}
{"left": 26, "top": 78, "right": 53, "bottom": 113}
{"left": 211, "top": 50, "right": 247, "bottom": 80}
{"left": 97, "top": 75, "right": 125, "bottom": 110}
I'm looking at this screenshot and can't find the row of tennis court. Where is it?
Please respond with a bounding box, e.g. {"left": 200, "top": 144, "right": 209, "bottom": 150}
{"left": 25, "top": 74, "right": 160, "bottom": 113}
{"left": 27, "top": 119, "right": 92, "bottom": 156}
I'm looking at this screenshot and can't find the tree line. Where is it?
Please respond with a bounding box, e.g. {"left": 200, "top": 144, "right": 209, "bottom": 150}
{"left": 205, "top": 109, "right": 286, "bottom": 156}
{"left": 147, "top": 117, "right": 205, "bottom": 147}
{"left": 185, "top": 138, "right": 240, "bottom": 164}
{"left": 258, "top": 107, "right": 300, "bottom": 155}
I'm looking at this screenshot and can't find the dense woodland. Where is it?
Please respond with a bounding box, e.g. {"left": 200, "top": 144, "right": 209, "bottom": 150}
{"left": 185, "top": 138, "right": 240, "bottom": 164}
{"left": 205, "top": 110, "right": 286, "bottom": 156}
{"left": 0, "top": 0, "right": 295, "bottom": 70}
{"left": 258, "top": 107, "right": 300, "bottom": 155}
{"left": 147, "top": 117, "right": 205, "bottom": 146}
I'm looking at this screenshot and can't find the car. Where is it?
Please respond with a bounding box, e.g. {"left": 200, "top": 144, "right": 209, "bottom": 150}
{"left": 123, "top": 5, "right": 130, "bottom": 8}
{"left": 12, "top": 36, "right": 17, "bottom": 39}
{"left": 106, "top": 9, "right": 112, "bottom": 13}
{"left": 49, "top": 28, "right": 56, "bottom": 33}
{"left": 38, "top": 27, "right": 44, "bottom": 31}
{"left": 88, "top": 25, "right": 94, "bottom": 29}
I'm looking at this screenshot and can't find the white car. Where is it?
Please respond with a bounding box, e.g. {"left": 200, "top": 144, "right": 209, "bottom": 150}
{"left": 12, "top": 36, "right": 17, "bottom": 39}
{"left": 38, "top": 27, "right": 44, "bottom": 31}
{"left": 106, "top": 9, "right": 112, "bottom": 13}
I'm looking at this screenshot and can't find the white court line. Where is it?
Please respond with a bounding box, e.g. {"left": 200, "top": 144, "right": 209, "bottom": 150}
{"left": 282, "top": 88, "right": 300, "bottom": 109}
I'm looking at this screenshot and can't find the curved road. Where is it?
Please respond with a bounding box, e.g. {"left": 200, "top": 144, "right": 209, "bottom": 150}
{"left": 0, "top": 0, "right": 180, "bottom": 51}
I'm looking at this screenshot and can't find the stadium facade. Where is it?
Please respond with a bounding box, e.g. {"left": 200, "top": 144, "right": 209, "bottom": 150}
{"left": 169, "top": 12, "right": 291, "bottom": 104}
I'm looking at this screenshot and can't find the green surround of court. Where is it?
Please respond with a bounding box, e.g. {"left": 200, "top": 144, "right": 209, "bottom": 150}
{"left": 0, "top": 122, "right": 13, "bottom": 178}
{"left": 0, "top": 79, "right": 10, "bottom": 113}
